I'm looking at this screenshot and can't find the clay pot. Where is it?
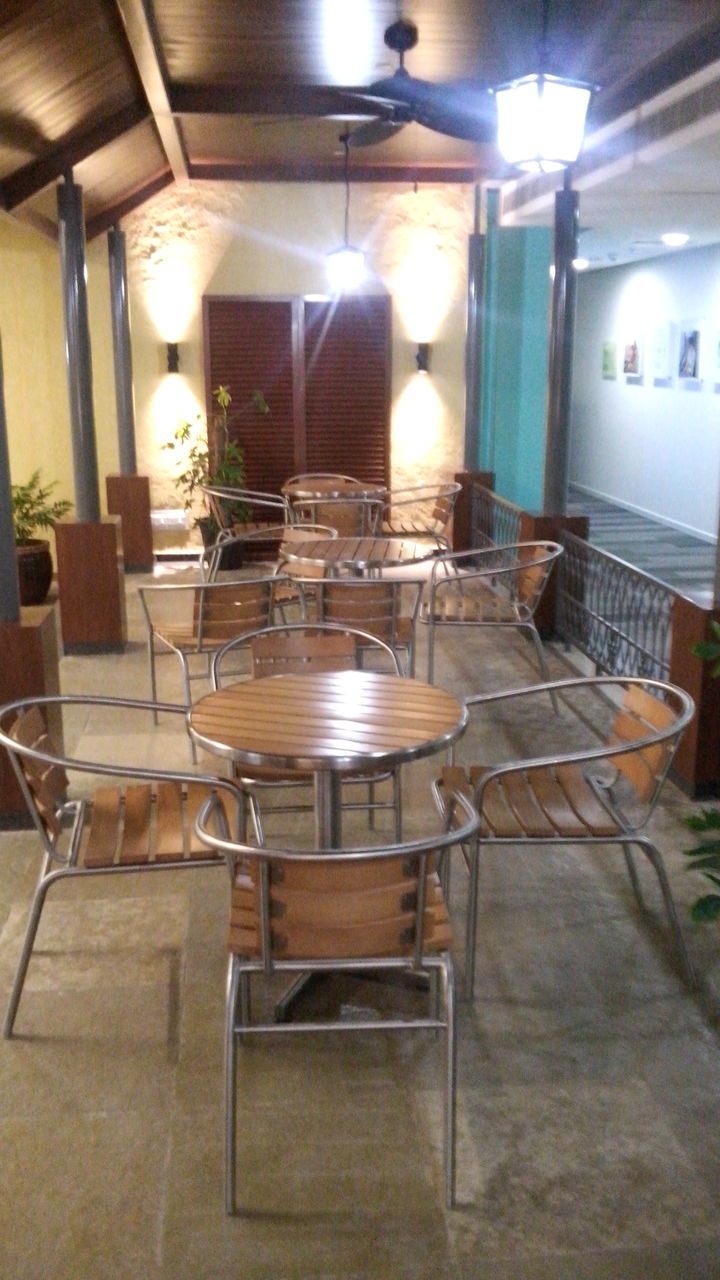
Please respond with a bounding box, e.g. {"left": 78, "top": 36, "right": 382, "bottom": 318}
{"left": 16, "top": 539, "right": 53, "bottom": 605}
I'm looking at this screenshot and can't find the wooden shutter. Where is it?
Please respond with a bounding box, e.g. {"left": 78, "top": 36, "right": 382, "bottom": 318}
{"left": 303, "top": 296, "right": 390, "bottom": 487}
{"left": 203, "top": 297, "right": 298, "bottom": 494}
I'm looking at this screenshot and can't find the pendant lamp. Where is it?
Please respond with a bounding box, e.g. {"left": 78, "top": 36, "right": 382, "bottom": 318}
{"left": 326, "top": 132, "right": 365, "bottom": 290}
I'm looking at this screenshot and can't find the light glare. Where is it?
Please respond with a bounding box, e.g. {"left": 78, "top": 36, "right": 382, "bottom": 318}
{"left": 326, "top": 244, "right": 366, "bottom": 291}
{"left": 495, "top": 74, "right": 592, "bottom": 172}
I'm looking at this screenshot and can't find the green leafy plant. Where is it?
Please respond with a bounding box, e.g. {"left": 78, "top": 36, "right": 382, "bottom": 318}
{"left": 683, "top": 620, "right": 720, "bottom": 919}
{"left": 12, "top": 470, "right": 72, "bottom": 544}
{"left": 164, "top": 384, "right": 269, "bottom": 537}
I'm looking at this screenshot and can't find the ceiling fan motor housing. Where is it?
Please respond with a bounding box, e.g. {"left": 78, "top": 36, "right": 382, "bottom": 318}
{"left": 384, "top": 18, "right": 419, "bottom": 57}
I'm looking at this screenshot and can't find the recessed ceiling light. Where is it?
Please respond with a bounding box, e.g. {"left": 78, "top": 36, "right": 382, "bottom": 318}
{"left": 572, "top": 256, "right": 590, "bottom": 271}
{"left": 661, "top": 232, "right": 689, "bottom": 247}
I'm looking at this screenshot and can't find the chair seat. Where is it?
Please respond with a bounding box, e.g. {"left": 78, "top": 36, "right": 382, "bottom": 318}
{"left": 79, "top": 781, "right": 229, "bottom": 867}
{"left": 155, "top": 622, "right": 253, "bottom": 652}
{"left": 441, "top": 763, "right": 619, "bottom": 839}
{"left": 422, "top": 588, "right": 528, "bottom": 626}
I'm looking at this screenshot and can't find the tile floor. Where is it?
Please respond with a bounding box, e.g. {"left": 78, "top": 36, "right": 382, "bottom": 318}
{"left": 1, "top": 565, "right": 719, "bottom": 1280}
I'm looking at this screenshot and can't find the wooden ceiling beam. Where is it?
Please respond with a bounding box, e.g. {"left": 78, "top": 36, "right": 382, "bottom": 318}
{"left": 171, "top": 82, "right": 373, "bottom": 119}
{"left": 85, "top": 170, "right": 175, "bottom": 240}
{"left": 0, "top": 103, "right": 148, "bottom": 211}
{"left": 112, "top": 0, "right": 189, "bottom": 182}
{"left": 188, "top": 161, "right": 480, "bottom": 184}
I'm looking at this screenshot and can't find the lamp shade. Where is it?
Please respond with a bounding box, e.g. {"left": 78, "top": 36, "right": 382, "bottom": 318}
{"left": 495, "top": 73, "right": 592, "bottom": 173}
{"left": 326, "top": 243, "right": 365, "bottom": 291}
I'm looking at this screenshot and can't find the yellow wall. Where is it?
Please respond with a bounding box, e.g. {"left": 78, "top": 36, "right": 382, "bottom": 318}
{"left": 0, "top": 212, "right": 118, "bottom": 540}
{"left": 1, "top": 181, "right": 472, "bottom": 553}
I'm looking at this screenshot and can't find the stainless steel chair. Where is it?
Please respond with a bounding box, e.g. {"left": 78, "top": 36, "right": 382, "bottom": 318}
{"left": 380, "top": 481, "right": 461, "bottom": 550}
{"left": 435, "top": 675, "right": 697, "bottom": 997}
{"left": 311, "top": 575, "right": 425, "bottom": 676}
{"left": 194, "top": 782, "right": 479, "bottom": 1213}
{"left": 420, "top": 541, "right": 564, "bottom": 686}
{"left": 0, "top": 694, "right": 243, "bottom": 1038}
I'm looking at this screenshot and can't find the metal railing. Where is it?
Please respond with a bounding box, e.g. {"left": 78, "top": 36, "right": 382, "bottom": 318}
{"left": 555, "top": 531, "right": 675, "bottom": 680}
{"left": 470, "top": 483, "right": 522, "bottom": 547}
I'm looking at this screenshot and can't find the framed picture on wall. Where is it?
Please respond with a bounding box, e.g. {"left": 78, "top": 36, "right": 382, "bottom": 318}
{"left": 678, "top": 324, "right": 701, "bottom": 379}
{"left": 601, "top": 340, "right": 617, "bottom": 379}
{"left": 623, "top": 338, "right": 642, "bottom": 376}
{"left": 650, "top": 322, "right": 675, "bottom": 382}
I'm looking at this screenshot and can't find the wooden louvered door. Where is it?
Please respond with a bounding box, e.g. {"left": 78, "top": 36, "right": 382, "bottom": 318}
{"left": 203, "top": 295, "right": 390, "bottom": 493}
{"left": 303, "top": 296, "right": 390, "bottom": 488}
{"left": 203, "top": 297, "right": 298, "bottom": 494}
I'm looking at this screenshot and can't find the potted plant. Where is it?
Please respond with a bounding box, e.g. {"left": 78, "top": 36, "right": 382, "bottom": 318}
{"left": 683, "top": 619, "right": 720, "bottom": 921}
{"left": 164, "top": 384, "right": 269, "bottom": 564}
{"left": 12, "top": 469, "right": 73, "bottom": 605}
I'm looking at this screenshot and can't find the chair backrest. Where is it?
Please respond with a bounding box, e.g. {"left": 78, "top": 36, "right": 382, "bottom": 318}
{"left": 191, "top": 577, "right": 276, "bottom": 648}
{"left": 276, "top": 522, "right": 338, "bottom": 580}
{"left": 383, "top": 482, "right": 461, "bottom": 540}
{"left": 201, "top": 485, "right": 289, "bottom": 532}
{"left": 291, "top": 495, "right": 383, "bottom": 536}
{"left": 5, "top": 703, "right": 67, "bottom": 842}
{"left": 314, "top": 577, "right": 423, "bottom": 647}
{"left": 430, "top": 541, "right": 563, "bottom": 617}
{"left": 196, "top": 784, "right": 479, "bottom": 968}
{"left": 605, "top": 679, "right": 689, "bottom": 807}
{"left": 211, "top": 621, "right": 402, "bottom": 688}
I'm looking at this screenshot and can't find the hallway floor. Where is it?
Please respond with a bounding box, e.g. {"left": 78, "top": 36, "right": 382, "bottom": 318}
{"left": 1, "top": 566, "right": 719, "bottom": 1279}
{"left": 569, "top": 486, "right": 718, "bottom": 601}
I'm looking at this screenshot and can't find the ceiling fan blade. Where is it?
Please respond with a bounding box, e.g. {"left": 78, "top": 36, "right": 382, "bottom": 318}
{"left": 346, "top": 118, "right": 407, "bottom": 147}
{"left": 351, "top": 69, "right": 494, "bottom": 143}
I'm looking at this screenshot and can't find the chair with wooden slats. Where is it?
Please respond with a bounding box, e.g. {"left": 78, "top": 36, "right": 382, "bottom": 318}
{"left": 311, "top": 575, "right": 425, "bottom": 676}
{"left": 210, "top": 622, "right": 405, "bottom": 841}
{"left": 420, "top": 540, "right": 563, "bottom": 685}
{"left": 0, "top": 694, "right": 244, "bottom": 1038}
{"left": 289, "top": 494, "right": 384, "bottom": 537}
{"left": 379, "top": 481, "right": 461, "bottom": 550}
{"left": 434, "top": 675, "right": 696, "bottom": 997}
{"left": 193, "top": 782, "right": 479, "bottom": 1213}
{"left": 138, "top": 576, "right": 284, "bottom": 742}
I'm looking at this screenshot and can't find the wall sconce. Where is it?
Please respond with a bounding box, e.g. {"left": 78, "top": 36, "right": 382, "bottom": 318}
{"left": 415, "top": 342, "right": 431, "bottom": 373}
{"left": 166, "top": 342, "right": 180, "bottom": 373}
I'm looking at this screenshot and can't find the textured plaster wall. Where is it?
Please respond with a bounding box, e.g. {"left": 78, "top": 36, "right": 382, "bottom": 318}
{"left": 123, "top": 181, "right": 473, "bottom": 531}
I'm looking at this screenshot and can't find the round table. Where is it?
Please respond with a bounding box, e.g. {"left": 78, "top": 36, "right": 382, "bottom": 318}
{"left": 189, "top": 668, "right": 467, "bottom": 846}
{"left": 278, "top": 535, "right": 439, "bottom": 577}
{"left": 282, "top": 477, "right": 386, "bottom": 502}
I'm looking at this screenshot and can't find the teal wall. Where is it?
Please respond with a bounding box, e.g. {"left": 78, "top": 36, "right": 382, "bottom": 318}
{"left": 477, "top": 223, "right": 551, "bottom": 513}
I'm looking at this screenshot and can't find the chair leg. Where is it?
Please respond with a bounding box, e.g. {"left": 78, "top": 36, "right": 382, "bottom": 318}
{"left": 634, "top": 837, "right": 697, "bottom": 988}
{"left": 440, "top": 952, "right": 457, "bottom": 1209}
{"left": 224, "top": 956, "right": 241, "bottom": 1215}
{"left": 4, "top": 866, "right": 59, "bottom": 1037}
{"left": 621, "top": 841, "right": 645, "bottom": 910}
{"left": 524, "top": 622, "right": 560, "bottom": 714}
{"left": 463, "top": 836, "right": 480, "bottom": 1000}
{"left": 427, "top": 621, "right": 437, "bottom": 683}
{"left": 148, "top": 635, "right": 160, "bottom": 723}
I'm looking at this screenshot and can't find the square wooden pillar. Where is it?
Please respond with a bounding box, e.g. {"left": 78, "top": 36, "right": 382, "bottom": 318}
{"left": 669, "top": 597, "right": 720, "bottom": 796}
{"left": 55, "top": 516, "right": 127, "bottom": 652}
{"left": 0, "top": 606, "right": 61, "bottom": 824}
{"left": 106, "top": 474, "right": 154, "bottom": 571}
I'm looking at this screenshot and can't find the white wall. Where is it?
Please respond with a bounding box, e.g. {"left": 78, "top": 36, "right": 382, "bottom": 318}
{"left": 571, "top": 244, "right": 720, "bottom": 541}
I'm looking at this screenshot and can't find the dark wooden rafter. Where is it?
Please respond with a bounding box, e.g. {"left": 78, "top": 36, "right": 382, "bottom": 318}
{"left": 0, "top": 103, "right": 148, "bottom": 211}
{"left": 171, "top": 82, "right": 376, "bottom": 118}
{"left": 85, "top": 169, "right": 174, "bottom": 240}
{"left": 112, "top": 0, "right": 189, "bottom": 182}
{"left": 188, "top": 162, "right": 479, "bottom": 184}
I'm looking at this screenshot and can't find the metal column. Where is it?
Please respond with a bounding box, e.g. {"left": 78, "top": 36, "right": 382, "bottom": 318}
{"left": 0, "top": 335, "right": 20, "bottom": 622}
{"left": 463, "top": 185, "right": 485, "bottom": 470}
{"left": 543, "top": 174, "right": 579, "bottom": 514}
{"left": 57, "top": 174, "right": 100, "bottom": 522}
{"left": 108, "top": 224, "right": 137, "bottom": 475}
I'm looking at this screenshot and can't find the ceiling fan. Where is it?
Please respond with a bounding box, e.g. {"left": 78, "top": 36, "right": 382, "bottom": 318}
{"left": 344, "top": 17, "right": 494, "bottom": 148}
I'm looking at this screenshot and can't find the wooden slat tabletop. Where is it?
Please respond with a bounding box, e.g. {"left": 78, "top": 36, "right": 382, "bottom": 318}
{"left": 189, "top": 670, "right": 466, "bottom": 773}
{"left": 282, "top": 479, "right": 386, "bottom": 500}
{"left": 280, "top": 536, "right": 436, "bottom": 572}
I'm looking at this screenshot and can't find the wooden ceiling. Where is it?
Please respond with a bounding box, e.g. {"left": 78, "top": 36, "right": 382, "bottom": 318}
{"left": 2, "top": 0, "right": 720, "bottom": 242}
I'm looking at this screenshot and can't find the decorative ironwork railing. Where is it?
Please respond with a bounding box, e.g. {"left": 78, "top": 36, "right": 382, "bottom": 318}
{"left": 470, "top": 483, "right": 522, "bottom": 547}
{"left": 556, "top": 531, "right": 675, "bottom": 679}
